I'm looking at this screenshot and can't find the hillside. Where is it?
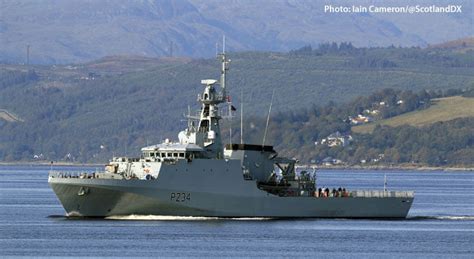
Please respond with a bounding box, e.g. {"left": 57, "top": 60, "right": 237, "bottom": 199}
{"left": 0, "top": 0, "right": 472, "bottom": 64}
{"left": 352, "top": 96, "right": 474, "bottom": 133}
{"left": 235, "top": 87, "right": 473, "bottom": 166}
{"left": 429, "top": 37, "right": 474, "bottom": 53}
{"left": 0, "top": 46, "right": 473, "bottom": 162}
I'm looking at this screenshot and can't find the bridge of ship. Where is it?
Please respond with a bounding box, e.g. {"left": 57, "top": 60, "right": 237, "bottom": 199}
{"left": 140, "top": 143, "right": 205, "bottom": 161}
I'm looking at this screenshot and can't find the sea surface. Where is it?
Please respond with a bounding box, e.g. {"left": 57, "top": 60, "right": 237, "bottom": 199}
{"left": 0, "top": 165, "right": 473, "bottom": 258}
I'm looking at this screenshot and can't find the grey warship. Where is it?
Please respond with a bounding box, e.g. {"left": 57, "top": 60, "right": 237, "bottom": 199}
{"left": 48, "top": 50, "right": 414, "bottom": 218}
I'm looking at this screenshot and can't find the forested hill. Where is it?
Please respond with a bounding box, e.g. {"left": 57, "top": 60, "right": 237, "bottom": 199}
{"left": 240, "top": 90, "right": 474, "bottom": 167}
{"left": 0, "top": 44, "right": 473, "bottom": 163}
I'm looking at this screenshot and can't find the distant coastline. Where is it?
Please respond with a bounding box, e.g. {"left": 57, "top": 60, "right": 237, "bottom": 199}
{"left": 0, "top": 161, "right": 104, "bottom": 167}
{"left": 298, "top": 164, "right": 474, "bottom": 171}
{"left": 1, "top": 161, "right": 472, "bottom": 171}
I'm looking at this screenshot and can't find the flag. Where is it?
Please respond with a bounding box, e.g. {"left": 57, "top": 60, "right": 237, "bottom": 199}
{"left": 231, "top": 105, "right": 237, "bottom": 111}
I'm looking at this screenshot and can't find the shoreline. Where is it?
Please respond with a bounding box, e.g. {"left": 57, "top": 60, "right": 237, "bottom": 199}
{"left": 1, "top": 161, "right": 472, "bottom": 171}
{"left": 0, "top": 161, "right": 104, "bottom": 167}
{"left": 299, "top": 164, "right": 474, "bottom": 171}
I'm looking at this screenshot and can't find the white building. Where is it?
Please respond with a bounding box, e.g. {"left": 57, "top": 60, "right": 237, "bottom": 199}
{"left": 320, "top": 131, "right": 352, "bottom": 147}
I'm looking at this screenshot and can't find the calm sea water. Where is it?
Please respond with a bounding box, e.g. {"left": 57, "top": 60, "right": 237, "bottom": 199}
{"left": 0, "top": 165, "right": 473, "bottom": 258}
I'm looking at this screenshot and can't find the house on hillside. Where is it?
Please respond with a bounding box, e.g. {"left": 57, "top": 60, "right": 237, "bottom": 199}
{"left": 349, "top": 114, "right": 373, "bottom": 125}
{"left": 364, "top": 109, "right": 380, "bottom": 115}
{"left": 33, "top": 153, "right": 44, "bottom": 160}
{"left": 320, "top": 131, "right": 352, "bottom": 147}
{"left": 80, "top": 72, "right": 100, "bottom": 80}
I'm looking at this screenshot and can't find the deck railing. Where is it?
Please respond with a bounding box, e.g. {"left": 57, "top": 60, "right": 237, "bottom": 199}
{"left": 350, "top": 190, "right": 414, "bottom": 198}
{"left": 48, "top": 171, "right": 102, "bottom": 179}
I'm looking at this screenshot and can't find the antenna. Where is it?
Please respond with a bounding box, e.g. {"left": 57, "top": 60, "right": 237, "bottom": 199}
{"left": 227, "top": 95, "right": 233, "bottom": 145}
{"left": 187, "top": 105, "right": 191, "bottom": 127}
{"left": 223, "top": 35, "right": 226, "bottom": 53}
{"left": 219, "top": 36, "right": 229, "bottom": 97}
{"left": 384, "top": 174, "right": 387, "bottom": 192}
{"left": 240, "top": 89, "right": 244, "bottom": 144}
{"left": 262, "top": 89, "right": 275, "bottom": 147}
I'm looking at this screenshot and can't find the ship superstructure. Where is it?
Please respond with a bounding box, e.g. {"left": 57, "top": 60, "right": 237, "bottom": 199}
{"left": 48, "top": 48, "right": 414, "bottom": 218}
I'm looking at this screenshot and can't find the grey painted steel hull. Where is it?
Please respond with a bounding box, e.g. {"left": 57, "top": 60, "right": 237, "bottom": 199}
{"left": 49, "top": 161, "right": 413, "bottom": 218}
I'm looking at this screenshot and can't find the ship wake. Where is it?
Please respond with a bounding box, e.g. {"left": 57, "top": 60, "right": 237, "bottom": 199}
{"left": 407, "top": 215, "right": 474, "bottom": 221}
{"left": 48, "top": 214, "right": 474, "bottom": 221}
{"left": 105, "top": 215, "right": 273, "bottom": 221}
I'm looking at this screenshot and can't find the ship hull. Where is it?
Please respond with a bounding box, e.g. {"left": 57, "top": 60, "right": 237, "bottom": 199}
{"left": 49, "top": 177, "right": 413, "bottom": 218}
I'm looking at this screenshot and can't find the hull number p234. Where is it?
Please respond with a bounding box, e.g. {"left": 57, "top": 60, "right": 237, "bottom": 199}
{"left": 170, "top": 192, "right": 191, "bottom": 202}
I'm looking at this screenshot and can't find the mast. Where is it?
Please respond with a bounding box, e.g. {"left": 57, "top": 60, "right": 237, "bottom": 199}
{"left": 262, "top": 89, "right": 275, "bottom": 147}
{"left": 240, "top": 89, "right": 244, "bottom": 144}
{"left": 219, "top": 36, "right": 228, "bottom": 97}
{"left": 185, "top": 36, "right": 230, "bottom": 159}
{"left": 178, "top": 36, "right": 231, "bottom": 158}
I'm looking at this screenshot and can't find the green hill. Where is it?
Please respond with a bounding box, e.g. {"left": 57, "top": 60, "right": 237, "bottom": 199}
{"left": 352, "top": 96, "right": 474, "bottom": 134}
{"left": 0, "top": 45, "right": 473, "bottom": 162}
{"left": 237, "top": 91, "right": 474, "bottom": 166}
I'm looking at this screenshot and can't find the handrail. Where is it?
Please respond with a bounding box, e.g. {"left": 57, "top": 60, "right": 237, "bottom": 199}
{"left": 350, "top": 190, "right": 414, "bottom": 198}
